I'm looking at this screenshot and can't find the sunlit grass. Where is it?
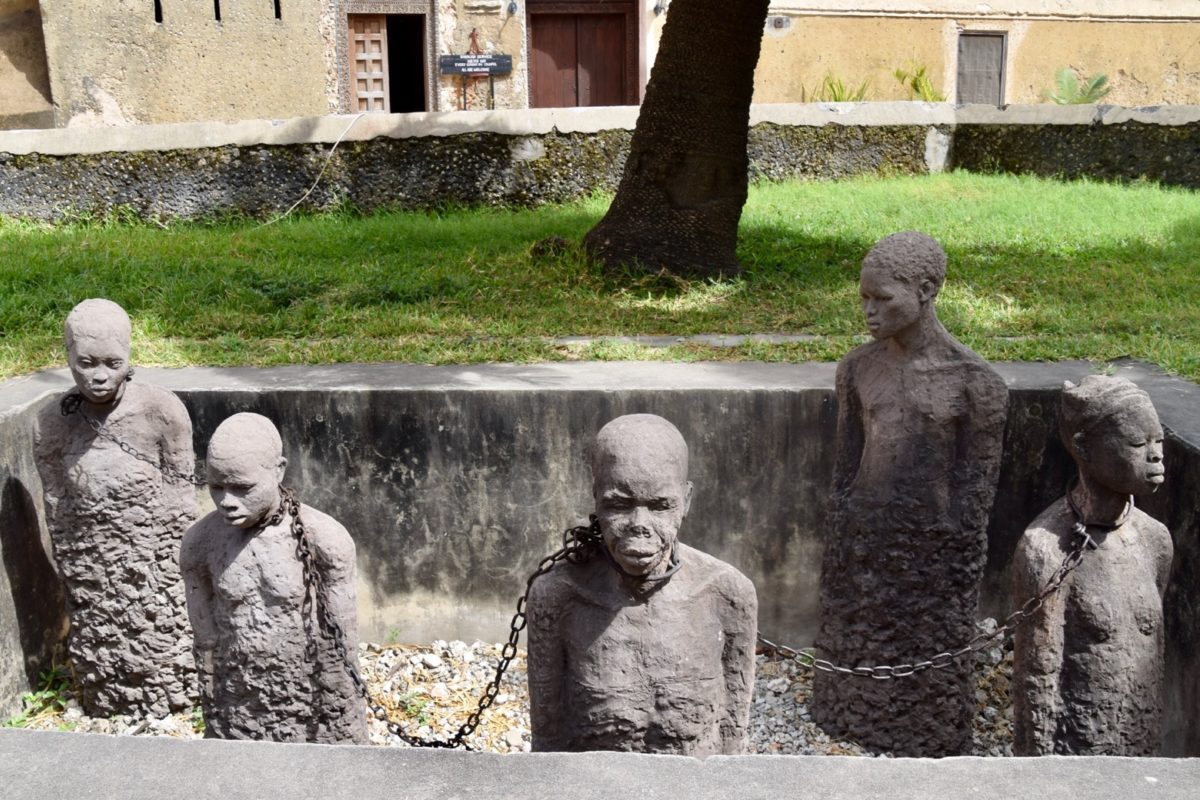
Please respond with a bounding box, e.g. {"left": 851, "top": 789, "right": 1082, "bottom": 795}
{"left": 1, "top": 171, "right": 1198, "bottom": 380}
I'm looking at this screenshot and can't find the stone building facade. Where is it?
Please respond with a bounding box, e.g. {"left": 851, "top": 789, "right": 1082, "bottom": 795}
{"left": 1, "top": 0, "right": 1197, "bottom": 129}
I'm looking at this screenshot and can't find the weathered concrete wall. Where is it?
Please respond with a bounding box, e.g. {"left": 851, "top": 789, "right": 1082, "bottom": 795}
{"left": 5, "top": 104, "right": 1198, "bottom": 221}
{"left": 0, "top": 372, "right": 66, "bottom": 720}
{"left": 37, "top": 0, "right": 333, "bottom": 127}
{"left": 0, "top": 0, "right": 53, "bottom": 130}
{"left": 1, "top": 360, "right": 1197, "bottom": 752}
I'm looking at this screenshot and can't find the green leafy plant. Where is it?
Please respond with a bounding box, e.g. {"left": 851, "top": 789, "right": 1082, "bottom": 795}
{"left": 3, "top": 667, "right": 72, "bottom": 728}
{"left": 816, "top": 73, "right": 871, "bottom": 102}
{"left": 191, "top": 706, "right": 206, "bottom": 734}
{"left": 396, "top": 691, "right": 432, "bottom": 726}
{"left": 893, "top": 63, "right": 945, "bottom": 101}
{"left": 1044, "top": 68, "right": 1112, "bottom": 104}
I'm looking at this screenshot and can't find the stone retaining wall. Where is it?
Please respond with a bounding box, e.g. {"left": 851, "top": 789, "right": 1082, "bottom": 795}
{"left": 0, "top": 104, "right": 1197, "bottom": 221}
{"left": 1, "top": 360, "right": 1198, "bottom": 754}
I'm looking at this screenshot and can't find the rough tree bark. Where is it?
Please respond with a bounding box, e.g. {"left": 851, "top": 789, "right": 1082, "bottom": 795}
{"left": 583, "top": 0, "right": 772, "bottom": 279}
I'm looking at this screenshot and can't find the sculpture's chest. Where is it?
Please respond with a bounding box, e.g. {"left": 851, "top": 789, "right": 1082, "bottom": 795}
{"left": 1065, "top": 537, "right": 1162, "bottom": 645}
{"left": 213, "top": 531, "right": 307, "bottom": 611}
{"left": 564, "top": 593, "right": 726, "bottom": 689}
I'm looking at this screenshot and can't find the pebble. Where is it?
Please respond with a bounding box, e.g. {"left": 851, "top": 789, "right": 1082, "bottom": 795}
{"left": 17, "top": 620, "right": 1015, "bottom": 757}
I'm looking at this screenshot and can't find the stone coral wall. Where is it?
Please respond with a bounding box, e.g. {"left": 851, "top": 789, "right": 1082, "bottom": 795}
{"left": 0, "top": 104, "right": 1197, "bottom": 222}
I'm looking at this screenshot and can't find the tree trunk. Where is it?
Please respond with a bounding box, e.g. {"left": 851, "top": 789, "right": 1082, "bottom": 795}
{"left": 583, "top": 0, "right": 772, "bottom": 279}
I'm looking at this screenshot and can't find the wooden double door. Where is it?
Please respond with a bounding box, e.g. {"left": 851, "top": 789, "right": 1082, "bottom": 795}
{"left": 528, "top": 0, "right": 638, "bottom": 108}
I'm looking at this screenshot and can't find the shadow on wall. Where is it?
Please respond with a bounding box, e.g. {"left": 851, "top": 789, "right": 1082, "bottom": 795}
{"left": 0, "top": 474, "right": 66, "bottom": 685}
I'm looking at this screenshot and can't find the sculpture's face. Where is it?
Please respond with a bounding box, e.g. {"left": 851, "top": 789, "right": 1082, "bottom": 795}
{"left": 207, "top": 452, "right": 282, "bottom": 530}
{"left": 595, "top": 454, "right": 691, "bottom": 577}
{"left": 67, "top": 334, "right": 131, "bottom": 405}
{"left": 859, "top": 265, "right": 925, "bottom": 341}
{"left": 1082, "top": 398, "right": 1166, "bottom": 496}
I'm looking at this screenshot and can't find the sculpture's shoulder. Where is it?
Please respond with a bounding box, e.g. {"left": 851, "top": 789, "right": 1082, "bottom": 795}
{"left": 1015, "top": 498, "right": 1074, "bottom": 577}
{"left": 528, "top": 557, "right": 598, "bottom": 609}
{"left": 180, "top": 511, "right": 228, "bottom": 570}
{"left": 33, "top": 394, "right": 70, "bottom": 449}
{"left": 677, "top": 544, "right": 756, "bottom": 606}
{"left": 299, "top": 504, "right": 356, "bottom": 564}
{"left": 940, "top": 336, "right": 1007, "bottom": 395}
{"left": 839, "top": 340, "right": 887, "bottom": 373}
{"left": 1130, "top": 507, "right": 1172, "bottom": 558}
{"left": 125, "top": 383, "right": 192, "bottom": 432}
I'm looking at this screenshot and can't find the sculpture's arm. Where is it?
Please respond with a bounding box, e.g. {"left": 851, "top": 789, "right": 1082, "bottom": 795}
{"left": 526, "top": 573, "right": 567, "bottom": 751}
{"left": 1011, "top": 532, "right": 1066, "bottom": 754}
{"left": 720, "top": 578, "right": 758, "bottom": 754}
{"left": 158, "top": 392, "right": 198, "bottom": 488}
{"left": 829, "top": 358, "right": 864, "bottom": 505}
{"left": 313, "top": 517, "right": 361, "bottom": 658}
{"left": 179, "top": 525, "right": 218, "bottom": 709}
{"left": 1154, "top": 520, "right": 1174, "bottom": 599}
{"left": 952, "top": 369, "right": 1008, "bottom": 534}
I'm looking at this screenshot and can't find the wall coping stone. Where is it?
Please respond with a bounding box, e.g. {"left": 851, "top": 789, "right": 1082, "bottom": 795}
{"left": 3, "top": 103, "right": 1198, "bottom": 157}
{"left": 4, "top": 359, "right": 1196, "bottom": 447}
{"left": 1, "top": 729, "right": 1199, "bottom": 800}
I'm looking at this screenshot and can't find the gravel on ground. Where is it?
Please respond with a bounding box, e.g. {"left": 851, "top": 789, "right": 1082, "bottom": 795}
{"left": 16, "top": 620, "right": 1014, "bottom": 756}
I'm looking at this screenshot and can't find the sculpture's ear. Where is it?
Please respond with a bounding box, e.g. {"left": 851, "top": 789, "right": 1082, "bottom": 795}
{"left": 275, "top": 456, "right": 288, "bottom": 483}
{"left": 682, "top": 480, "right": 694, "bottom": 517}
{"left": 1072, "top": 432, "right": 1089, "bottom": 463}
{"left": 917, "top": 278, "right": 938, "bottom": 304}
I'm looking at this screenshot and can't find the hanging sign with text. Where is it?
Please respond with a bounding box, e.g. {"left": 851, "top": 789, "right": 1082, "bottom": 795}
{"left": 439, "top": 54, "right": 513, "bottom": 76}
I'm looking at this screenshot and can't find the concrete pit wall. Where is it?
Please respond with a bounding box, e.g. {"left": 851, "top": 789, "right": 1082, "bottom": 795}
{"left": 1, "top": 104, "right": 1199, "bottom": 222}
{"left": 0, "top": 360, "right": 1198, "bottom": 756}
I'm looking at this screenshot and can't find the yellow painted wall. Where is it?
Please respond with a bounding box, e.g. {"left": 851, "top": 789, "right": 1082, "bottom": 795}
{"left": 1006, "top": 21, "right": 1200, "bottom": 105}
{"left": 39, "top": 0, "right": 332, "bottom": 126}
{"left": 0, "top": 0, "right": 53, "bottom": 122}
{"left": 754, "top": 17, "right": 950, "bottom": 102}
{"left": 753, "top": 15, "right": 1200, "bottom": 105}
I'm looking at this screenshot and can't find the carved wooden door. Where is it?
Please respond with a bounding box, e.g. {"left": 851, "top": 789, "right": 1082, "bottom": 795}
{"left": 349, "top": 14, "right": 390, "bottom": 112}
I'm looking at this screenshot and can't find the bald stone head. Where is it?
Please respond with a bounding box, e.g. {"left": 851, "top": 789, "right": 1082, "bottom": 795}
{"left": 207, "top": 413, "right": 288, "bottom": 530}
{"left": 64, "top": 298, "right": 133, "bottom": 404}
{"left": 1060, "top": 375, "right": 1165, "bottom": 497}
{"left": 592, "top": 414, "right": 693, "bottom": 578}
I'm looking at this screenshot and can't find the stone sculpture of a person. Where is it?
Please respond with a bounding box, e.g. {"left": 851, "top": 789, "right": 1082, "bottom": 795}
{"left": 1012, "top": 376, "right": 1172, "bottom": 756}
{"left": 33, "top": 298, "right": 197, "bottom": 717}
{"left": 526, "top": 413, "right": 758, "bottom": 757}
{"left": 811, "top": 232, "right": 1008, "bottom": 756}
{"left": 180, "top": 413, "right": 368, "bottom": 743}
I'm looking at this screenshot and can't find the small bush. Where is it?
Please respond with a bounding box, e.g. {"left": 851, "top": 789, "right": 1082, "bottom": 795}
{"left": 893, "top": 63, "right": 945, "bottom": 102}
{"left": 1044, "top": 68, "right": 1112, "bottom": 104}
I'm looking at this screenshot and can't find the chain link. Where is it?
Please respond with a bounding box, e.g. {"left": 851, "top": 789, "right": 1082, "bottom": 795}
{"left": 60, "top": 391, "right": 206, "bottom": 486}
{"left": 758, "top": 523, "right": 1097, "bottom": 679}
{"left": 295, "top": 504, "right": 603, "bottom": 749}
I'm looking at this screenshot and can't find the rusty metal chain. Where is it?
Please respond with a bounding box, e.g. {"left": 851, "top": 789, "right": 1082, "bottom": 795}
{"left": 298, "top": 507, "right": 603, "bottom": 749}
{"left": 379, "top": 516, "right": 603, "bottom": 749}
{"left": 60, "top": 391, "right": 206, "bottom": 486}
{"left": 759, "top": 522, "right": 1098, "bottom": 680}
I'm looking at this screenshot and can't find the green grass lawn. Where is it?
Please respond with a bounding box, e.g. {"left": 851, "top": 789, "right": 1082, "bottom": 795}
{"left": 1, "top": 171, "right": 1198, "bottom": 380}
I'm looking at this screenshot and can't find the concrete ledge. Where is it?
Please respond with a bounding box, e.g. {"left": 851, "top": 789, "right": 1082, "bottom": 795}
{"left": 4, "top": 103, "right": 1198, "bottom": 157}
{"left": 1, "top": 729, "right": 1198, "bottom": 800}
